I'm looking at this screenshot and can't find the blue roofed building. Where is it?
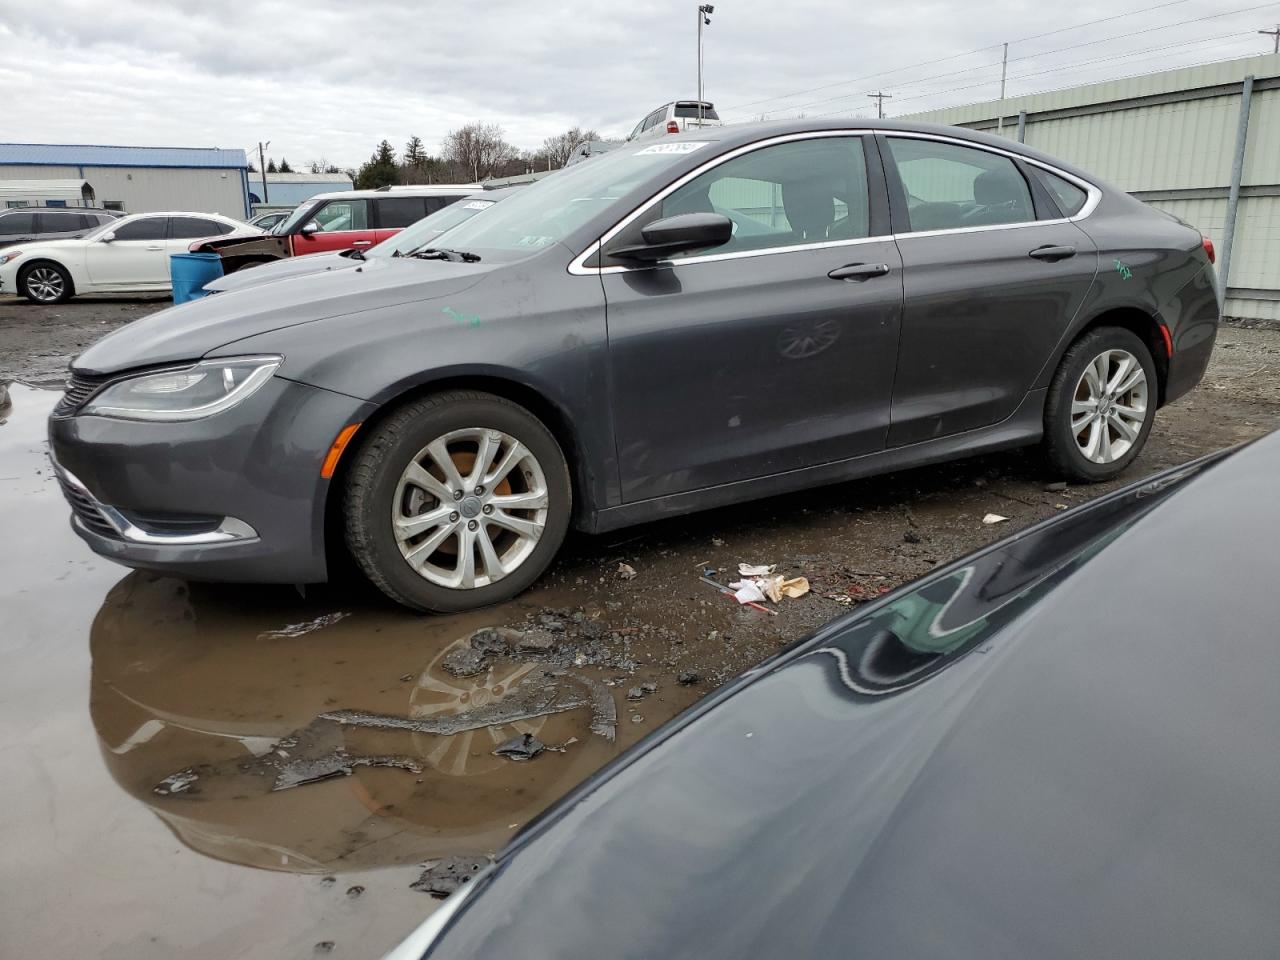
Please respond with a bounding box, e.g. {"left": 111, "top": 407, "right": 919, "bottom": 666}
{"left": 0, "top": 143, "right": 252, "bottom": 220}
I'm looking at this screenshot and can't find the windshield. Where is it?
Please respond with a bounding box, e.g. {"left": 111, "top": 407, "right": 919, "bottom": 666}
{"left": 369, "top": 197, "right": 499, "bottom": 258}
{"left": 275, "top": 200, "right": 323, "bottom": 235}
{"left": 82, "top": 217, "right": 125, "bottom": 241}
{"left": 434, "top": 142, "right": 716, "bottom": 261}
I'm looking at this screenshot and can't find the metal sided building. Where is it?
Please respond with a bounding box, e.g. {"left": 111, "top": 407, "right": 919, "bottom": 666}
{"left": 247, "top": 172, "right": 354, "bottom": 208}
{"left": 904, "top": 52, "right": 1280, "bottom": 322}
{"left": 0, "top": 144, "right": 251, "bottom": 220}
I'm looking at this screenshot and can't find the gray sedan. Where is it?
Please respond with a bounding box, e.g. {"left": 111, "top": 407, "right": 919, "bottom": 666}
{"left": 48, "top": 119, "right": 1218, "bottom": 612}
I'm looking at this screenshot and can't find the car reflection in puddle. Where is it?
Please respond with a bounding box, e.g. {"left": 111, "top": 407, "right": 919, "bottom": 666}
{"left": 88, "top": 572, "right": 625, "bottom": 875}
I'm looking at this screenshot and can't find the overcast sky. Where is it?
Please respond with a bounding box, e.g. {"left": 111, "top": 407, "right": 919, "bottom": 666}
{"left": 3, "top": 0, "right": 1276, "bottom": 169}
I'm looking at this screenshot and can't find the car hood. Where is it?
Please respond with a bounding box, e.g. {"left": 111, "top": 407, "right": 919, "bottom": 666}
{"left": 3, "top": 238, "right": 84, "bottom": 258}
{"left": 422, "top": 441, "right": 1280, "bottom": 959}
{"left": 72, "top": 255, "right": 494, "bottom": 375}
{"left": 204, "top": 251, "right": 356, "bottom": 293}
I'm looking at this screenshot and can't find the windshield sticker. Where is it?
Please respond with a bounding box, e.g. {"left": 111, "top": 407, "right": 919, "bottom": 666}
{"left": 462, "top": 200, "right": 494, "bottom": 210}
{"left": 442, "top": 306, "right": 481, "bottom": 328}
{"left": 634, "top": 141, "right": 712, "bottom": 155}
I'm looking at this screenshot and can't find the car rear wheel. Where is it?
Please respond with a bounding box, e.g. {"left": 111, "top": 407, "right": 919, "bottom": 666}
{"left": 19, "top": 261, "right": 73, "bottom": 303}
{"left": 1043, "top": 327, "right": 1158, "bottom": 482}
{"left": 343, "top": 391, "right": 571, "bottom": 613}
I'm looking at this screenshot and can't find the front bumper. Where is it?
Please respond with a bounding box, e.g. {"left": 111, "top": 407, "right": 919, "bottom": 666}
{"left": 47, "top": 375, "right": 369, "bottom": 583}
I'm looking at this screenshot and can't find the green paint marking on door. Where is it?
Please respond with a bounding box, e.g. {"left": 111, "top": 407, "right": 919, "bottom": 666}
{"left": 1113, "top": 259, "right": 1132, "bottom": 280}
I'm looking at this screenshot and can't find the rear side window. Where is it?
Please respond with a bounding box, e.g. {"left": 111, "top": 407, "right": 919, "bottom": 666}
{"left": 169, "top": 217, "right": 232, "bottom": 239}
{"left": 674, "top": 103, "right": 719, "bottom": 120}
{"left": 0, "top": 212, "right": 36, "bottom": 233}
{"left": 375, "top": 197, "right": 428, "bottom": 228}
{"left": 113, "top": 218, "right": 167, "bottom": 240}
{"left": 1036, "top": 169, "right": 1089, "bottom": 217}
{"left": 887, "top": 137, "right": 1034, "bottom": 232}
{"left": 641, "top": 110, "right": 665, "bottom": 132}
{"left": 653, "top": 135, "right": 871, "bottom": 256}
{"left": 37, "top": 211, "right": 90, "bottom": 232}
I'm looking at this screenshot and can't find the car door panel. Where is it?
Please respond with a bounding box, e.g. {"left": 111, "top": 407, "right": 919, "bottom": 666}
{"left": 880, "top": 135, "right": 1099, "bottom": 447}
{"left": 290, "top": 199, "right": 374, "bottom": 254}
{"left": 604, "top": 242, "right": 904, "bottom": 501}
{"left": 84, "top": 217, "right": 169, "bottom": 286}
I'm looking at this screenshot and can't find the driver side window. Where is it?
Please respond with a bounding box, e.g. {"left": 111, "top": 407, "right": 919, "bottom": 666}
{"left": 887, "top": 137, "right": 1033, "bottom": 232}
{"left": 655, "top": 135, "right": 870, "bottom": 257}
{"left": 311, "top": 200, "right": 369, "bottom": 232}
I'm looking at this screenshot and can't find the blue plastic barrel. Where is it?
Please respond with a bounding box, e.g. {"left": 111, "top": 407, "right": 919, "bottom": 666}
{"left": 169, "top": 252, "right": 224, "bottom": 304}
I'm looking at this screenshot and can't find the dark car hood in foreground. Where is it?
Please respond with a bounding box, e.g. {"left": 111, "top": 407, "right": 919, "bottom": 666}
{"left": 204, "top": 251, "right": 356, "bottom": 294}
{"left": 423, "top": 435, "right": 1280, "bottom": 959}
{"left": 71, "top": 256, "right": 492, "bottom": 375}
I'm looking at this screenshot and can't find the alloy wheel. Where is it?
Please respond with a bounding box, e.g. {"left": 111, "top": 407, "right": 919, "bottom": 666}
{"left": 392, "top": 427, "right": 549, "bottom": 589}
{"left": 26, "top": 267, "right": 65, "bottom": 302}
{"left": 1071, "top": 348, "right": 1149, "bottom": 464}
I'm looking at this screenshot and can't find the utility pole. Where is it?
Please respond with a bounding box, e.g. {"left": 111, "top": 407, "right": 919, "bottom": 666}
{"left": 867, "top": 91, "right": 892, "bottom": 119}
{"left": 1261, "top": 24, "right": 1280, "bottom": 54}
{"left": 698, "top": 5, "right": 714, "bottom": 124}
{"left": 257, "top": 141, "right": 270, "bottom": 204}
{"left": 997, "top": 41, "right": 1009, "bottom": 133}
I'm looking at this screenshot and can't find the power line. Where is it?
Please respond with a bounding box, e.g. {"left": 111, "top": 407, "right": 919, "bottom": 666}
{"left": 762, "top": 2, "right": 1280, "bottom": 119}
{"left": 721, "top": 0, "right": 1193, "bottom": 114}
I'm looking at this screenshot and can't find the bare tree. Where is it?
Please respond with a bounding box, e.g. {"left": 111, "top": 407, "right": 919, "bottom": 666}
{"left": 541, "top": 126, "right": 601, "bottom": 169}
{"left": 441, "top": 123, "right": 517, "bottom": 182}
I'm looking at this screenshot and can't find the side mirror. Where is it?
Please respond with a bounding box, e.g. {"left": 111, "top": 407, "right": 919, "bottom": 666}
{"left": 609, "top": 213, "right": 733, "bottom": 262}
{"left": 101, "top": 232, "right": 116, "bottom": 243}
{"left": 299, "top": 222, "right": 320, "bottom": 236}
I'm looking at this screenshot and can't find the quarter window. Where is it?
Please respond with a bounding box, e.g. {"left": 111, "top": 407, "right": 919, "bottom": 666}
{"left": 112, "top": 218, "right": 167, "bottom": 241}
{"left": 1036, "top": 169, "right": 1088, "bottom": 217}
{"left": 37, "top": 211, "right": 89, "bottom": 232}
{"left": 310, "top": 200, "right": 369, "bottom": 232}
{"left": 650, "top": 136, "right": 871, "bottom": 256}
{"left": 887, "top": 137, "right": 1034, "bottom": 232}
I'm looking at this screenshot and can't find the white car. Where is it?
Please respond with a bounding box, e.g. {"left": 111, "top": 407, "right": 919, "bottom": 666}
{"left": 626, "top": 100, "right": 723, "bottom": 142}
{"left": 0, "top": 211, "right": 259, "bottom": 303}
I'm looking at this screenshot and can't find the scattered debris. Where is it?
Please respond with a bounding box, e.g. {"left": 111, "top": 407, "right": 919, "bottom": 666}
{"left": 903, "top": 529, "right": 922, "bottom": 544}
{"left": 258, "top": 612, "right": 350, "bottom": 640}
{"left": 982, "top": 513, "right": 1010, "bottom": 525}
{"left": 1044, "top": 481, "right": 1068, "bottom": 492}
{"left": 617, "top": 562, "right": 637, "bottom": 580}
{"left": 626, "top": 686, "right": 646, "bottom": 701}
{"left": 442, "top": 646, "right": 489, "bottom": 678}
{"left": 678, "top": 671, "right": 701, "bottom": 685}
{"left": 469, "top": 628, "right": 511, "bottom": 656}
{"left": 492, "top": 733, "right": 546, "bottom": 762}
{"left": 314, "top": 941, "right": 335, "bottom": 954}
{"left": 631, "top": 715, "right": 645, "bottom": 724}
{"left": 699, "top": 575, "right": 777, "bottom": 615}
{"left": 737, "top": 562, "right": 775, "bottom": 577}
{"left": 272, "top": 750, "right": 424, "bottom": 792}
{"left": 411, "top": 855, "right": 494, "bottom": 899}
{"left": 345, "top": 886, "right": 364, "bottom": 899}
{"left": 515, "top": 628, "right": 557, "bottom": 654}
{"left": 153, "top": 768, "right": 199, "bottom": 796}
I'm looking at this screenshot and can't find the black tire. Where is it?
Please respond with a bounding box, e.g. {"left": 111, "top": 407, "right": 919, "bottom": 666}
{"left": 18, "top": 261, "right": 74, "bottom": 303}
{"left": 343, "top": 390, "right": 571, "bottom": 613}
{"left": 1043, "top": 326, "right": 1158, "bottom": 482}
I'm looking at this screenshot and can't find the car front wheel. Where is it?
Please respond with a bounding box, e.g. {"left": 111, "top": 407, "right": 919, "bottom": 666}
{"left": 19, "top": 262, "right": 74, "bottom": 303}
{"left": 1043, "top": 327, "right": 1158, "bottom": 482}
{"left": 343, "top": 391, "right": 572, "bottom": 613}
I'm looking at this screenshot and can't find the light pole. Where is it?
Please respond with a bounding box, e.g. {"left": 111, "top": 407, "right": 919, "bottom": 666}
{"left": 697, "top": 5, "right": 714, "bottom": 125}
{"left": 257, "top": 141, "right": 270, "bottom": 204}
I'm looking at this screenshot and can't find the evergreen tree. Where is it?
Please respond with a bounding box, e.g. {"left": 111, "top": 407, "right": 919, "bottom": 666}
{"left": 266, "top": 158, "right": 278, "bottom": 173}
{"left": 278, "top": 158, "right": 293, "bottom": 173}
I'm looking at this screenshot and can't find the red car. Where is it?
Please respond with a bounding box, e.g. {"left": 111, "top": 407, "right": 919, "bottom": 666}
{"left": 196, "top": 185, "right": 479, "bottom": 271}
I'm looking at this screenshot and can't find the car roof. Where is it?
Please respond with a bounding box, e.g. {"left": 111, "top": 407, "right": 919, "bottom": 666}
{"left": 307, "top": 185, "right": 484, "bottom": 201}
{"left": 0, "top": 206, "right": 119, "bottom": 214}
{"left": 424, "top": 432, "right": 1280, "bottom": 957}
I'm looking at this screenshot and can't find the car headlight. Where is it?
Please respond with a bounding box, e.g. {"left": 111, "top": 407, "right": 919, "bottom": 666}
{"left": 0, "top": 249, "right": 23, "bottom": 266}
{"left": 82, "top": 356, "right": 282, "bottom": 421}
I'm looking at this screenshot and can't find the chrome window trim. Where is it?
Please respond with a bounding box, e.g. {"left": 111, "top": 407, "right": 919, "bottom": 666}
{"left": 567, "top": 127, "right": 1102, "bottom": 276}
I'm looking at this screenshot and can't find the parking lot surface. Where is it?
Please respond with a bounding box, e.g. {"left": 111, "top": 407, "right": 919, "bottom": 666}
{"left": 3, "top": 293, "right": 1279, "bottom": 958}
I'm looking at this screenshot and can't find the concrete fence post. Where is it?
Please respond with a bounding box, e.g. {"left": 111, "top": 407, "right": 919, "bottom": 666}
{"left": 1016, "top": 110, "right": 1027, "bottom": 143}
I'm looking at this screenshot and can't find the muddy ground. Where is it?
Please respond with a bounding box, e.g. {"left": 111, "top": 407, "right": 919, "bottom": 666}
{"left": 3, "top": 292, "right": 1280, "bottom": 958}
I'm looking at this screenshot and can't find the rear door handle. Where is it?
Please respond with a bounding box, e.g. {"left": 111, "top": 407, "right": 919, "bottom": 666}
{"left": 1028, "top": 244, "right": 1076, "bottom": 262}
{"left": 828, "top": 262, "right": 890, "bottom": 281}
{"left": 146, "top": 245, "right": 164, "bottom": 251}
{"left": 351, "top": 240, "right": 373, "bottom": 246}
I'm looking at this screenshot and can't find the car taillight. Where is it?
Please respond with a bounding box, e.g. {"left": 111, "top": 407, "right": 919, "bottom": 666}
{"left": 666, "top": 120, "right": 680, "bottom": 134}
{"left": 1202, "top": 235, "right": 1215, "bottom": 263}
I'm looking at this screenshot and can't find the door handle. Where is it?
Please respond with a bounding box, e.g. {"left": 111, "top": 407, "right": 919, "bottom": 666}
{"left": 828, "top": 262, "right": 890, "bottom": 281}
{"left": 1028, "top": 244, "right": 1076, "bottom": 262}
{"left": 146, "top": 245, "right": 164, "bottom": 251}
{"left": 351, "top": 240, "right": 373, "bottom": 246}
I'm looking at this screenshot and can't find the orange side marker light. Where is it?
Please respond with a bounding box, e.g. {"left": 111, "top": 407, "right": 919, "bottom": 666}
{"left": 1158, "top": 324, "right": 1173, "bottom": 358}
{"left": 321, "top": 423, "right": 361, "bottom": 478}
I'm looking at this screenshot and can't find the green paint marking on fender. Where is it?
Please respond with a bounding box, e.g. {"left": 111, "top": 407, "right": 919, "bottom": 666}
{"left": 1113, "top": 259, "right": 1132, "bottom": 280}
{"left": 443, "top": 306, "right": 481, "bottom": 328}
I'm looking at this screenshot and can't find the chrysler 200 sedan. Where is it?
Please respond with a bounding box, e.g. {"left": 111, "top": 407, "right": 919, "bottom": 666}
{"left": 48, "top": 119, "right": 1219, "bottom": 612}
{"left": 388, "top": 433, "right": 1280, "bottom": 959}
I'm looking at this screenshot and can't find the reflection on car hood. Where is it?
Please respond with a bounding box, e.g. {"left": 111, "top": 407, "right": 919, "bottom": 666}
{"left": 72, "top": 256, "right": 494, "bottom": 375}
{"left": 205, "top": 251, "right": 355, "bottom": 293}
{"left": 424, "top": 439, "right": 1280, "bottom": 959}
